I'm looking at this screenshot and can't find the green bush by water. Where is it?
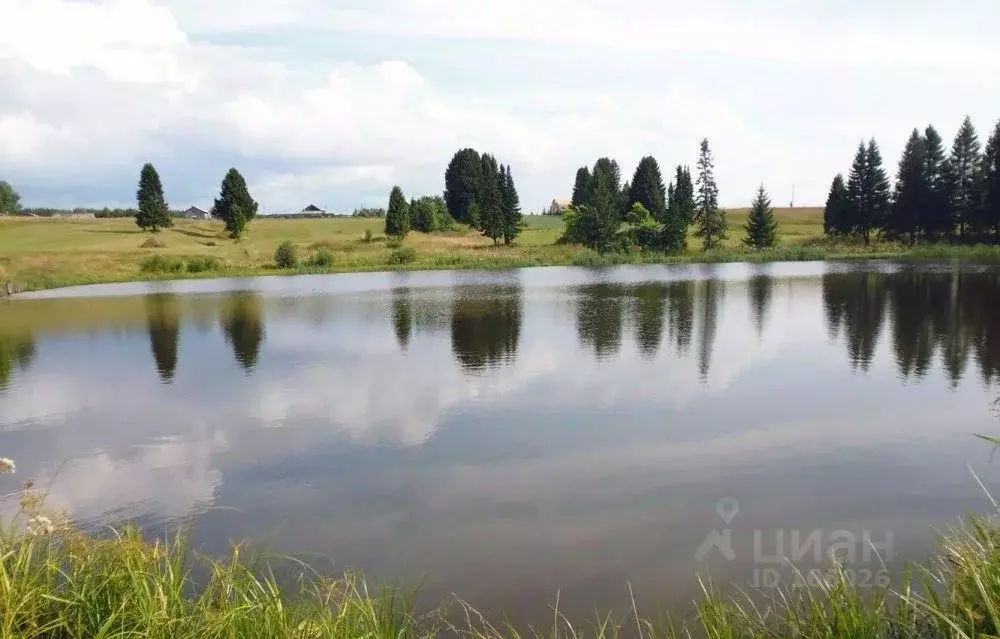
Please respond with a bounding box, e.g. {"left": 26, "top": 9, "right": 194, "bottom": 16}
{"left": 274, "top": 241, "right": 298, "bottom": 269}
{"left": 388, "top": 246, "right": 417, "bottom": 265}
{"left": 309, "top": 247, "right": 336, "bottom": 268}
{"left": 139, "top": 255, "right": 185, "bottom": 274}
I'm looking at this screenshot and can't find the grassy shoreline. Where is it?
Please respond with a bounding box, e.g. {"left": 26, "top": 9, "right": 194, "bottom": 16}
{"left": 6, "top": 212, "right": 1000, "bottom": 294}
{"left": 1, "top": 491, "right": 999, "bottom": 638}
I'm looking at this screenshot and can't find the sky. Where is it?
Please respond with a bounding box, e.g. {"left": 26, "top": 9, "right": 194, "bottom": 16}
{"left": 2, "top": 0, "right": 999, "bottom": 213}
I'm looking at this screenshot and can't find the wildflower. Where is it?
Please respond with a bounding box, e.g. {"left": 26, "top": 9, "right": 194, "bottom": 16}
{"left": 0, "top": 458, "right": 14, "bottom": 474}
{"left": 27, "top": 515, "right": 55, "bottom": 537}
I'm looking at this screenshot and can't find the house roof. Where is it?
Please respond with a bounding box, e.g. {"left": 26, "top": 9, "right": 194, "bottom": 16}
{"left": 185, "top": 206, "right": 208, "bottom": 214}
{"left": 551, "top": 197, "right": 572, "bottom": 207}
{"left": 302, "top": 204, "right": 324, "bottom": 212}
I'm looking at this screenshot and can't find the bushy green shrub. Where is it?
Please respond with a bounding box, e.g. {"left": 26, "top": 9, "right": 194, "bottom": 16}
{"left": 186, "top": 256, "right": 220, "bottom": 273}
{"left": 309, "top": 248, "right": 335, "bottom": 267}
{"left": 139, "top": 255, "right": 185, "bottom": 273}
{"left": 274, "top": 241, "right": 298, "bottom": 268}
{"left": 387, "top": 246, "right": 417, "bottom": 265}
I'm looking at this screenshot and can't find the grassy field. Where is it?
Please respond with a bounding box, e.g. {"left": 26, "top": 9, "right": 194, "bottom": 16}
{"left": 2, "top": 207, "right": 1000, "bottom": 292}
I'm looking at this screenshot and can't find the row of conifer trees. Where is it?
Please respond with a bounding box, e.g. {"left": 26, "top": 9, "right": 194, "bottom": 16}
{"left": 824, "top": 116, "right": 1000, "bottom": 245}
{"left": 561, "top": 139, "right": 778, "bottom": 253}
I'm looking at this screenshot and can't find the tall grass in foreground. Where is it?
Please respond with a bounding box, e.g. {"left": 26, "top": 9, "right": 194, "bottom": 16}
{"left": 2, "top": 475, "right": 1000, "bottom": 638}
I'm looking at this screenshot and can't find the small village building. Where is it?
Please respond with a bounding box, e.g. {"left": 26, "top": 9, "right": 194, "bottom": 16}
{"left": 182, "top": 206, "right": 211, "bottom": 220}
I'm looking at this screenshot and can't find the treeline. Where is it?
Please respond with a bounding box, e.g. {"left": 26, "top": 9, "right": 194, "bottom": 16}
{"left": 383, "top": 148, "right": 523, "bottom": 243}
{"left": 824, "top": 117, "right": 1000, "bottom": 244}
{"left": 560, "top": 139, "right": 778, "bottom": 253}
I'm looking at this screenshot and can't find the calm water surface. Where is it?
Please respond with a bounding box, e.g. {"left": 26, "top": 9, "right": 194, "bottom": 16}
{"left": 2, "top": 262, "right": 1000, "bottom": 624}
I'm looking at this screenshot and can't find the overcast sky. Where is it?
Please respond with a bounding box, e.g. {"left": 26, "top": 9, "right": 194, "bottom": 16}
{"left": 2, "top": 0, "right": 999, "bottom": 213}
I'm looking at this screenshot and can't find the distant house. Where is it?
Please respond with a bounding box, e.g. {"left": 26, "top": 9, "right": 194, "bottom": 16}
{"left": 548, "top": 197, "right": 572, "bottom": 215}
{"left": 301, "top": 204, "right": 325, "bottom": 214}
{"left": 182, "top": 206, "right": 210, "bottom": 220}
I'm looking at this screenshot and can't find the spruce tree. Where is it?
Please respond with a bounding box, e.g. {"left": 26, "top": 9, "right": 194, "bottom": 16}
{"left": 823, "top": 174, "right": 850, "bottom": 235}
{"left": 983, "top": 120, "right": 1000, "bottom": 240}
{"left": 477, "top": 155, "right": 504, "bottom": 244}
{"left": 889, "top": 129, "right": 929, "bottom": 244}
{"left": 845, "top": 142, "right": 867, "bottom": 238}
{"left": 743, "top": 184, "right": 778, "bottom": 250}
{"left": 501, "top": 165, "right": 522, "bottom": 245}
{"left": 136, "top": 163, "right": 171, "bottom": 232}
{"left": 946, "top": 116, "right": 983, "bottom": 239}
{"left": 444, "top": 148, "right": 482, "bottom": 226}
{"left": 628, "top": 156, "right": 667, "bottom": 221}
{"left": 693, "top": 139, "right": 727, "bottom": 250}
{"left": 865, "top": 139, "right": 892, "bottom": 244}
{"left": 674, "top": 165, "right": 695, "bottom": 224}
{"left": 384, "top": 186, "right": 410, "bottom": 238}
{"left": 846, "top": 140, "right": 890, "bottom": 245}
{"left": 588, "top": 157, "right": 624, "bottom": 219}
{"left": 213, "top": 168, "right": 258, "bottom": 239}
{"left": 571, "top": 167, "right": 591, "bottom": 208}
{"left": 921, "top": 125, "right": 950, "bottom": 239}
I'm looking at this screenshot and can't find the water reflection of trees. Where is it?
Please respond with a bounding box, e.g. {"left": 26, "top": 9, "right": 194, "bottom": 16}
{"left": 145, "top": 293, "right": 180, "bottom": 383}
{"left": 391, "top": 287, "right": 413, "bottom": 350}
{"left": 823, "top": 270, "right": 1000, "bottom": 385}
{"left": 450, "top": 286, "right": 522, "bottom": 373}
{"left": 572, "top": 279, "right": 705, "bottom": 368}
{"left": 220, "top": 292, "right": 266, "bottom": 374}
{"left": 0, "top": 331, "right": 36, "bottom": 390}
{"left": 576, "top": 284, "right": 626, "bottom": 361}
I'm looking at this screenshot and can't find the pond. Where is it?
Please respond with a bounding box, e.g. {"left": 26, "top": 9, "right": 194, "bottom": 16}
{"left": 1, "top": 262, "right": 999, "bottom": 624}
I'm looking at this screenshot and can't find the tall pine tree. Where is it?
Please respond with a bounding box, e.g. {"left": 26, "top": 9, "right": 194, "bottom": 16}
{"left": 983, "top": 120, "right": 1000, "bottom": 241}
{"left": 589, "top": 157, "right": 624, "bottom": 219}
{"left": 846, "top": 140, "right": 889, "bottom": 245}
{"left": 571, "top": 167, "right": 591, "bottom": 208}
{"left": 865, "top": 139, "right": 892, "bottom": 245}
{"left": 693, "top": 139, "right": 727, "bottom": 250}
{"left": 824, "top": 174, "right": 850, "bottom": 235}
{"left": 477, "top": 154, "right": 504, "bottom": 244}
{"left": 921, "top": 125, "right": 950, "bottom": 240}
{"left": 743, "top": 184, "right": 778, "bottom": 250}
{"left": 845, "top": 142, "right": 867, "bottom": 239}
{"left": 946, "top": 116, "right": 983, "bottom": 239}
{"left": 384, "top": 185, "right": 410, "bottom": 238}
{"left": 673, "top": 165, "right": 695, "bottom": 224}
{"left": 889, "top": 129, "right": 929, "bottom": 244}
{"left": 136, "top": 163, "right": 171, "bottom": 232}
{"left": 628, "top": 156, "right": 667, "bottom": 221}
{"left": 444, "top": 148, "right": 483, "bottom": 227}
{"left": 501, "top": 165, "right": 522, "bottom": 245}
{"left": 213, "top": 168, "right": 257, "bottom": 239}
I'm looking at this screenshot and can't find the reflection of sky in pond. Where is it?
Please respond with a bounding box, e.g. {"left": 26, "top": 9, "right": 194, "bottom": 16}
{"left": 1, "top": 263, "right": 998, "bottom": 623}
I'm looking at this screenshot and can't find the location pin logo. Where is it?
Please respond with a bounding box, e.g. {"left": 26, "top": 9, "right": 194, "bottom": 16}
{"left": 716, "top": 497, "right": 739, "bottom": 525}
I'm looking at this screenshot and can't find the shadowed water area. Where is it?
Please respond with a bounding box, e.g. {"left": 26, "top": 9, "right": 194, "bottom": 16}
{"left": 2, "top": 262, "right": 1000, "bottom": 625}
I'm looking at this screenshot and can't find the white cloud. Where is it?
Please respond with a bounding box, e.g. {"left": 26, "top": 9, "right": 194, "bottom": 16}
{"left": 2, "top": 0, "right": 999, "bottom": 209}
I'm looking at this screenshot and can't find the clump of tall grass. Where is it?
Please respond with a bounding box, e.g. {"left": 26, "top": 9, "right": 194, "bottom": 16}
{"left": 185, "top": 256, "right": 221, "bottom": 273}
{"left": 139, "top": 255, "right": 185, "bottom": 274}
{"left": 308, "top": 247, "right": 336, "bottom": 268}
{"left": 0, "top": 480, "right": 423, "bottom": 639}
{"left": 387, "top": 246, "right": 417, "bottom": 265}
